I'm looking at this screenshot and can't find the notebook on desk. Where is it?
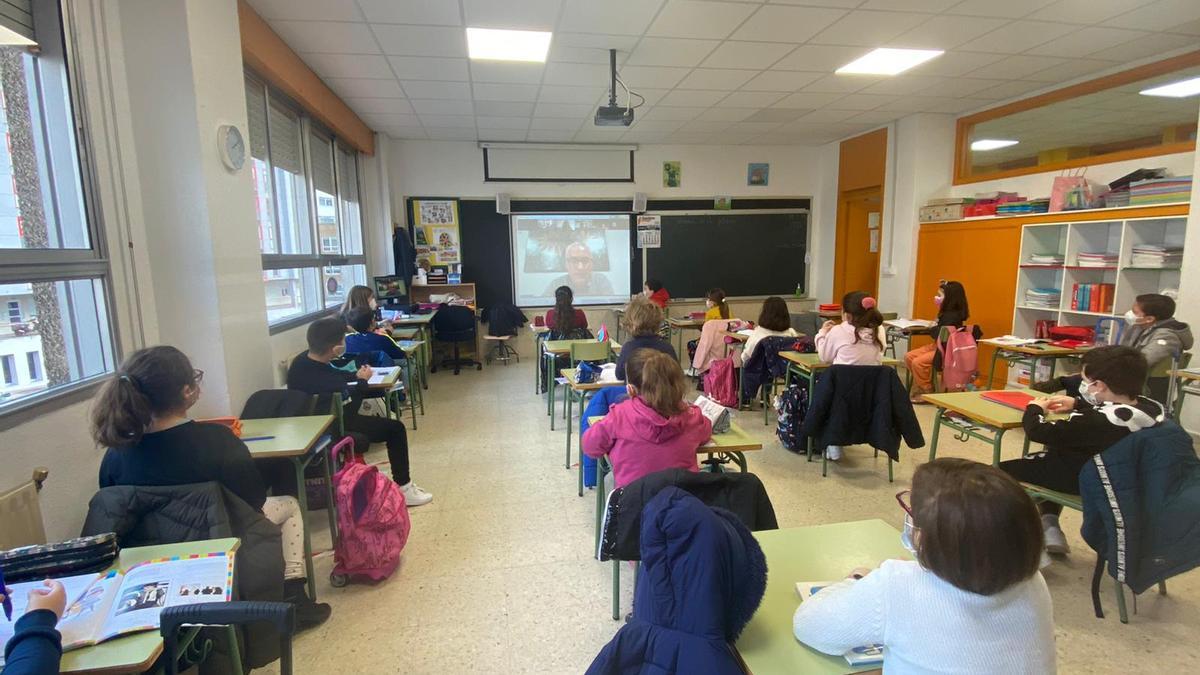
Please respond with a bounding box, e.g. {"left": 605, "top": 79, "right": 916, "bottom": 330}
{"left": 981, "top": 391, "right": 1035, "bottom": 411}
{"left": 367, "top": 367, "right": 398, "bottom": 385}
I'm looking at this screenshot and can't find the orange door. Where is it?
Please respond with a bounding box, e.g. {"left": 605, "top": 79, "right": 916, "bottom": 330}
{"left": 833, "top": 188, "right": 882, "bottom": 300}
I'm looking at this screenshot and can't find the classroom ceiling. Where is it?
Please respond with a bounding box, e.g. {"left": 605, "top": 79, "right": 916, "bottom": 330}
{"left": 245, "top": 0, "right": 1200, "bottom": 146}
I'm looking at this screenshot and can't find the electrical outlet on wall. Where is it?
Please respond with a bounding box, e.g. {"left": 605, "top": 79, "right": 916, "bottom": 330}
{"left": 880, "top": 265, "right": 897, "bottom": 276}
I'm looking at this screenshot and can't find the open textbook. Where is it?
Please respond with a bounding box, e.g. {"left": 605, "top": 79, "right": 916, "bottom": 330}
{"left": 795, "top": 580, "right": 885, "bottom": 668}
{"left": 0, "top": 553, "right": 233, "bottom": 660}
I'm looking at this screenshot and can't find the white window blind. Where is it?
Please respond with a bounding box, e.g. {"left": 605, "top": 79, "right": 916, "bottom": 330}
{"left": 245, "top": 80, "right": 268, "bottom": 161}
{"left": 0, "top": 0, "right": 34, "bottom": 42}
{"left": 267, "top": 102, "right": 302, "bottom": 174}
{"left": 309, "top": 132, "right": 335, "bottom": 196}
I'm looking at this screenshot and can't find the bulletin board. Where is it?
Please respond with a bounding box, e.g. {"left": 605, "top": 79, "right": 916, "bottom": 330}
{"left": 411, "top": 199, "right": 462, "bottom": 269}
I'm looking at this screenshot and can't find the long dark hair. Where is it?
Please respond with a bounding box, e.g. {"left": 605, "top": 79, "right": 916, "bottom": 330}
{"left": 938, "top": 280, "right": 969, "bottom": 322}
{"left": 553, "top": 285, "right": 576, "bottom": 334}
{"left": 92, "top": 346, "right": 198, "bottom": 448}
{"left": 757, "top": 296, "right": 791, "bottom": 331}
{"left": 843, "top": 291, "right": 883, "bottom": 349}
{"left": 707, "top": 288, "right": 730, "bottom": 320}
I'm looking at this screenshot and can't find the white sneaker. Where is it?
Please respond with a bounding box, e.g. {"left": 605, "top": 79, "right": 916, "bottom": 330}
{"left": 1042, "top": 518, "right": 1070, "bottom": 555}
{"left": 400, "top": 482, "right": 433, "bottom": 507}
{"left": 826, "top": 445, "right": 842, "bottom": 461}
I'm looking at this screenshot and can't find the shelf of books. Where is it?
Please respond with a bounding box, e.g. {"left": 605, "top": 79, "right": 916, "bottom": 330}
{"left": 1010, "top": 214, "right": 1187, "bottom": 385}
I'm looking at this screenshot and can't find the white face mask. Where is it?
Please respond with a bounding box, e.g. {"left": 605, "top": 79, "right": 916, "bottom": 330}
{"left": 1079, "top": 377, "right": 1100, "bottom": 406}
{"left": 369, "top": 298, "right": 378, "bottom": 310}
{"left": 900, "top": 514, "right": 917, "bottom": 555}
{"left": 705, "top": 299, "right": 714, "bottom": 308}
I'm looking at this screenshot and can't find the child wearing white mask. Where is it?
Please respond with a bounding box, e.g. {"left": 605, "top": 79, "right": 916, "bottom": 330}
{"left": 1000, "top": 346, "right": 1163, "bottom": 561}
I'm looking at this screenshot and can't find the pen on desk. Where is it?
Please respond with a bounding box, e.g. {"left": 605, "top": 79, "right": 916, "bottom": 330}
{"left": 1, "top": 567, "right": 12, "bottom": 620}
{"left": 241, "top": 435, "right": 276, "bottom": 442}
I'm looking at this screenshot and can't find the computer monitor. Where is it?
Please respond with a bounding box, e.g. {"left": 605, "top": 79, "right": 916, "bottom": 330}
{"left": 373, "top": 275, "right": 409, "bottom": 306}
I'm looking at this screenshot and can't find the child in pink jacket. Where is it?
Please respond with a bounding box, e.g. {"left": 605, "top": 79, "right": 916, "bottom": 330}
{"left": 814, "top": 291, "right": 885, "bottom": 462}
{"left": 583, "top": 349, "right": 712, "bottom": 488}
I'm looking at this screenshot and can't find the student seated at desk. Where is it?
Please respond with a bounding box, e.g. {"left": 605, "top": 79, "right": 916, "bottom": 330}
{"left": 741, "top": 296, "right": 798, "bottom": 365}
{"left": 2, "top": 580, "right": 66, "bottom": 675}
{"left": 816, "top": 292, "right": 883, "bottom": 366}
{"left": 1000, "top": 346, "right": 1162, "bottom": 558}
{"left": 345, "top": 307, "right": 410, "bottom": 366}
{"left": 546, "top": 285, "right": 590, "bottom": 339}
{"left": 91, "top": 346, "right": 331, "bottom": 628}
{"left": 905, "top": 280, "right": 979, "bottom": 402}
{"left": 287, "top": 318, "right": 432, "bottom": 507}
{"left": 583, "top": 350, "right": 711, "bottom": 488}
{"left": 340, "top": 284, "right": 390, "bottom": 332}
{"left": 642, "top": 278, "right": 670, "bottom": 309}
{"left": 615, "top": 296, "right": 676, "bottom": 380}
{"left": 705, "top": 287, "right": 730, "bottom": 320}
{"left": 793, "top": 459, "right": 1055, "bottom": 675}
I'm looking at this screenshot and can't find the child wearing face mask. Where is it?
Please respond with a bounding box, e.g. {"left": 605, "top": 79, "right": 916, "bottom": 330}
{"left": 904, "top": 280, "right": 977, "bottom": 401}
{"left": 1000, "top": 345, "right": 1163, "bottom": 561}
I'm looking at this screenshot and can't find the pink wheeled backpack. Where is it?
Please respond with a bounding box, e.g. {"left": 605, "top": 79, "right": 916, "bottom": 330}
{"left": 328, "top": 437, "right": 410, "bottom": 587}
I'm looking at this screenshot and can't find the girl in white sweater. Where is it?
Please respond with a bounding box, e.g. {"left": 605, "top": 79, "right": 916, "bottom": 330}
{"left": 793, "top": 458, "right": 1056, "bottom": 675}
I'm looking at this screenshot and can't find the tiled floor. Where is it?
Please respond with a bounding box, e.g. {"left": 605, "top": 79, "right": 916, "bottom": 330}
{"left": 268, "top": 361, "right": 1199, "bottom": 674}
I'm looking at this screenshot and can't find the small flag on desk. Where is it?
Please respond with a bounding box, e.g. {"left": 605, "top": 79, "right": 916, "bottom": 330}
{"left": 596, "top": 324, "right": 609, "bottom": 342}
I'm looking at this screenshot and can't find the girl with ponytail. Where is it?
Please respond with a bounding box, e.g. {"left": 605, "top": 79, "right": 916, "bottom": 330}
{"left": 814, "top": 292, "right": 885, "bottom": 462}
{"left": 546, "top": 285, "right": 589, "bottom": 338}
{"left": 582, "top": 349, "right": 712, "bottom": 488}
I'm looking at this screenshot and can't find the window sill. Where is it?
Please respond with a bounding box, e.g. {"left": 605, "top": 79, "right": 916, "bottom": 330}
{"left": 0, "top": 376, "right": 107, "bottom": 432}
{"left": 267, "top": 307, "right": 340, "bottom": 336}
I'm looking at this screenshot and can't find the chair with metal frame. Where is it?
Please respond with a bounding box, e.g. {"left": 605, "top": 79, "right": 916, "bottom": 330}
{"left": 0, "top": 467, "right": 49, "bottom": 551}
{"left": 161, "top": 601, "right": 296, "bottom": 675}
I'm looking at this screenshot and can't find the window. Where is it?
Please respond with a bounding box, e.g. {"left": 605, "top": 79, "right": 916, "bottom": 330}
{"left": 244, "top": 73, "right": 368, "bottom": 329}
{"left": 0, "top": 3, "right": 117, "bottom": 415}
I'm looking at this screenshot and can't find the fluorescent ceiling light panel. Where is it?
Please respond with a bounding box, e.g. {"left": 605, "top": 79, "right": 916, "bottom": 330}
{"left": 1139, "top": 76, "right": 1200, "bottom": 98}
{"left": 467, "top": 28, "right": 552, "bottom": 63}
{"left": 835, "top": 48, "right": 943, "bottom": 76}
{"left": 971, "top": 139, "right": 1019, "bottom": 151}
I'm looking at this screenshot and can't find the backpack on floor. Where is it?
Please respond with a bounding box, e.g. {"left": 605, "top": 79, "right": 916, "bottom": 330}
{"left": 937, "top": 325, "right": 979, "bottom": 392}
{"left": 331, "top": 438, "right": 410, "bottom": 584}
{"left": 775, "top": 383, "right": 809, "bottom": 452}
{"left": 702, "top": 357, "right": 738, "bottom": 408}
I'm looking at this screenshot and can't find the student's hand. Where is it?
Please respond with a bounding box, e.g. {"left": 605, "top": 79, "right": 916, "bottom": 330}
{"left": 1029, "top": 397, "right": 1052, "bottom": 411}
{"left": 1045, "top": 395, "right": 1076, "bottom": 413}
{"left": 356, "top": 365, "right": 373, "bottom": 380}
{"left": 820, "top": 320, "right": 835, "bottom": 333}
{"left": 26, "top": 580, "right": 66, "bottom": 619}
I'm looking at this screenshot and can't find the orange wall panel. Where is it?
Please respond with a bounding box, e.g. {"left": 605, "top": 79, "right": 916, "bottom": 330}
{"left": 838, "top": 128, "right": 887, "bottom": 193}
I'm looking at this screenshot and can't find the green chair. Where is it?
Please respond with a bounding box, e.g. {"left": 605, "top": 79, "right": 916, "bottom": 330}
{"left": 563, "top": 341, "right": 614, "bottom": 423}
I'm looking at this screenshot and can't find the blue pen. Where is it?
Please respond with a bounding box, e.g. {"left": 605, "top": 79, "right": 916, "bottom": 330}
{"left": 1, "top": 567, "right": 12, "bottom": 621}
{"left": 242, "top": 435, "right": 276, "bottom": 442}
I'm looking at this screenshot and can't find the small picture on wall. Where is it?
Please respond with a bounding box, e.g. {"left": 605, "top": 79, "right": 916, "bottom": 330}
{"left": 663, "top": 161, "right": 681, "bottom": 188}
{"left": 714, "top": 196, "right": 732, "bottom": 210}
{"left": 748, "top": 163, "right": 769, "bottom": 186}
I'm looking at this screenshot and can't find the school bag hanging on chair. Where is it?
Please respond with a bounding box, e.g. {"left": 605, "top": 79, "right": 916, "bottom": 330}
{"left": 328, "top": 437, "right": 410, "bottom": 588}
{"left": 937, "top": 325, "right": 979, "bottom": 392}
{"left": 702, "top": 357, "right": 738, "bottom": 408}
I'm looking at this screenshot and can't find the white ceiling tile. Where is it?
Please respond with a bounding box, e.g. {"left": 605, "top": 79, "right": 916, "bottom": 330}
{"left": 462, "top": 0, "right": 561, "bottom": 31}
{"left": 772, "top": 91, "right": 845, "bottom": 108}
{"left": 860, "top": 74, "right": 950, "bottom": 95}
{"left": 479, "top": 128, "right": 530, "bottom": 141}
{"left": 741, "top": 70, "right": 823, "bottom": 91}
{"left": 667, "top": 131, "right": 721, "bottom": 144}
{"left": 772, "top": 45, "right": 870, "bottom": 71}
{"left": 474, "top": 100, "right": 536, "bottom": 116}
{"left": 620, "top": 130, "right": 671, "bottom": 143}
{"left": 701, "top": 42, "right": 795, "bottom": 69}
{"left": 1030, "top": 0, "right": 1155, "bottom": 24}
{"left": 743, "top": 108, "right": 810, "bottom": 123}
{"left": 886, "top": 16, "right": 1010, "bottom": 50}
{"left": 715, "top": 132, "right": 758, "bottom": 145}
{"left": 371, "top": 25, "right": 467, "bottom": 58}
{"left": 910, "top": 76, "right": 993, "bottom": 97}
{"left": 534, "top": 102, "right": 595, "bottom": 117}
{"left": 679, "top": 120, "right": 732, "bottom": 133}
{"left": 1102, "top": 0, "right": 1200, "bottom": 31}
{"left": 526, "top": 129, "right": 579, "bottom": 141}
{"left": 808, "top": 10, "right": 931, "bottom": 47}
{"left": 730, "top": 121, "right": 786, "bottom": 133}
{"left": 381, "top": 126, "right": 427, "bottom": 139}
{"left": 1022, "top": 58, "right": 1117, "bottom": 82}
{"left": 946, "top": 0, "right": 1058, "bottom": 19}
{"left": 559, "top": 0, "right": 666, "bottom": 35}
{"left": 413, "top": 100, "right": 475, "bottom": 116}
{"left": 964, "top": 20, "right": 1081, "bottom": 54}
{"left": 918, "top": 51, "right": 1006, "bottom": 76}
{"left": 715, "top": 91, "right": 788, "bottom": 107}
{"left": 770, "top": 0, "right": 861, "bottom": 7}
{"left": 832, "top": 93, "right": 899, "bottom": 110}
{"left": 530, "top": 117, "right": 584, "bottom": 130}
{"left": 790, "top": 108, "right": 862, "bottom": 125}
{"left": 844, "top": 112, "right": 898, "bottom": 128}
{"left": 402, "top": 81, "right": 472, "bottom": 100}
{"left": 619, "top": 66, "right": 692, "bottom": 89}
{"left": 246, "top": 0, "right": 363, "bottom": 21}
{"left": 677, "top": 68, "right": 759, "bottom": 90}
{"left": 697, "top": 107, "right": 758, "bottom": 121}
{"left": 647, "top": 0, "right": 758, "bottom": 39}
{"left": 326, "top": 78, "right": 406, "bottom": 99}
{"left": 418, "top": 113, "right": 475, "bottom": 127}
{"left": 553, "top": 33, "right": 642, "bottom": 51}
{"left": 300, "top": 53, "right": 393, "bottom": 79}
{"left": 267, "top": 21, "right": 379, "bottom": 54}
{"left": 345, "top": 98, "right": 416, "bottom": 115}
{"left": 628, "top": 38, "right": 721, "bottom": 67}
{"left": 387, "top": 56, "right": 469, "bottom": 81}
{"left": 1084, "top": 33, "right": 1196, "bottom": 61}
{"left": 802, "top": 74, "right": 882, "bottom": 94}
{"left": 470, "top": 62, "right": 545, "bottom": 84}
{"left": 361, "top": 112, "right": 422, "bottom": 129}
{"left": 472, "top": 83, "right": 541, "bottom": 102}
{"left": 618, "top": 89, "right": 671, "bottom": 106}
{"left": 640, "top": 106, "right": 707, "bottom": 121}
{"left": 967, "top": 54, "right": 1069, "bottom": 79}
{"left": 357, "top": 0, "right": 461, "bottom": 24}
{"left": 730, "top": 5, "right": 847, "bottom": 43}
{"left": 426, "top": 128, "right": 478, "bottom": 140}
{"left": 550, "top": 45, "right": 619, "bottom": 64}
{"left": 574, "top": 128, "right": 630, "bottom": 142}
{"left": 476, "top": 116, "right": 531, "bottom": 130}
{"left": 967, "top": 80, "right": 1048, "bottom": 100}
{"left": 659, "top": 90, "right": 729, "bottom": 106}
{"left": 628, "top": 118, "right": 686, "bottom": 132}
{"left": 539, "top": 85, "right": 607, "bottom": 103}
{"left": 860, "top": 0, "right": 960, "bottom": 10}
{"left": 543, "top": 62, "right": 612, "bottom": 86}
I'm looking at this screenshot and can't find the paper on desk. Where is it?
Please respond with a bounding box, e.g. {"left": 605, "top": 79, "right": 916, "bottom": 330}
{"left": 988, "top": 335, "right": 1043, "bottom": 346}
{"left": 737, "top": 329, "right": 754, "bottom": 336}
{"left": 367, "top": 367, "right": 398, "bottom": 385}
{"left": 884, "top": 319, "right": 934, "bottom": 329}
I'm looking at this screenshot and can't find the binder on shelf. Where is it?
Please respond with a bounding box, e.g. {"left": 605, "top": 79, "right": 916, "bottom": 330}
{"left": 1070, "top": 283, "right": 1078, "bottom": 310}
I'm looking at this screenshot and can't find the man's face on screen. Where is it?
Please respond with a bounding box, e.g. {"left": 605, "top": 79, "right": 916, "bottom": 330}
{"left": 565, "top": 242, "right": 593, "bottom": 285}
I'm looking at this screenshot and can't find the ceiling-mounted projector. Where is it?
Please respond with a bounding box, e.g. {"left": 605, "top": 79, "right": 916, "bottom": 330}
{"left": 595, "top": 49, "right": 640, "bottom": 127}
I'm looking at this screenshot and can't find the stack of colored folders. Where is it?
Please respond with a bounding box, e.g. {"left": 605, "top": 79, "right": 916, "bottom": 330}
{"left": 1075, "top": 251, "right": 1118, "bottom": 267}
{"left": 1129, "top": 176, "right": 1192, "bottom": 206}
{"left": 1028, "top": 252, "right": 1064, "bottom": 265}
{"left": 1130, "top": 244, "right": 1184, "bottom": 268}
{"left": 997, "top": 198, "right": 1050, "bottom": 215}
{"left": 1024, "top": 287, "right": 1061, "bottom": 309}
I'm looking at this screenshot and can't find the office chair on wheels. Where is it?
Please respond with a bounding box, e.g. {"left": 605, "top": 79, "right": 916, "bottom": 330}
{"left": 431, "top": 304, "right": 482, "bottom": 375}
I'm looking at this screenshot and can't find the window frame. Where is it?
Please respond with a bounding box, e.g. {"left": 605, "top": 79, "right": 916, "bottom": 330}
{"left": 0, "top": 0, "right": 121, "bottom": 427}
{"left": 244, "top": 71, "right": 368, "bottom": 334}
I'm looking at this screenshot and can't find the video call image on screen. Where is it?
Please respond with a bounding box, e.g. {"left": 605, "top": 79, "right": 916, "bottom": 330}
{"left": 512, "top": 214, "right": 631, "bottom": 306}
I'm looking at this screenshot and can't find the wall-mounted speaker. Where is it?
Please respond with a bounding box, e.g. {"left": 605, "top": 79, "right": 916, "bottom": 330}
{"left": 496, "top": 192, "right": 511, "bottom": 215}
{"left": 633, "top": 192, "right": 647, "bottom": 213}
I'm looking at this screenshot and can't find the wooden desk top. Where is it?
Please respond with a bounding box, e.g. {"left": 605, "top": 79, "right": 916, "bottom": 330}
{"left": 561, "top": 369, "right": 625, "bottom": 391}
{"left": 59, "top": 538, "right": 241, "bottom": 674}
{"left": 544, "top": 339, "right": 622, "bottom": 355}
{"left": 668, "top": 317, "right": 707, "bottom": 328}
{"left": 242, "top": 415, "right": 334, "bottom": 458}
{"left": 391, "top": 311, "right": 437, "bottom": 326}
{"left": 1172, "top": 369, "right": 1200, "bottom": 383}
{"left": 920, "top": 389, "right": 1041, "bottom": 429}
{"left": 394, "top": 340, "right": 424, "bottom": 353}
{"left": 720, "top": 330, "right": 750, "bottom": 343}
{"left": 366, "top": 366, "right": 403, "bottom": 390}
{"left": 390, "top": 327, "right": 420, "bottom": 340}
{"left": 780, "top": 352, "right": 901, "bottom": 372}
{"left": 978, "top": 339, "right": 1089, "bottom": 356}
{"left": 735, "top": 520, "right": 910, "bottom": 675}
{"left": 588, "top": 416, "right": 762, "bottom": 453}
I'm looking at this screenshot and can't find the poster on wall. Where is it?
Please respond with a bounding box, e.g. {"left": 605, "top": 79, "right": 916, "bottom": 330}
{"left": 636, "top": 215, "right": 661, "bottom": 249}
{"left": 747, "top": 163, "right": 769, "bottom": 186}
{"left": 411, "top": 199, "right": 461, "bottom": 272}
{"left": 662, "top": 161, "right": 681, "bottom": 188}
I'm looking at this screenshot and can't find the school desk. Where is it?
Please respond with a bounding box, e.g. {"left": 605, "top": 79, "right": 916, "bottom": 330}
{"left": 373, "top": 344, "right": 423, "bottom": 429}
{"left": 59, "top": 538, "right": 240, "bottom": 674}
{"left": 1170, "top": 369, "right": 1200, "bottom": 419}
{"left": 561, "top": 368, "right": 626, "bottom": 495}
{"left": 391, "top": 311, "right": 437, "bottom": 387}
{"left": 243, "top": 415, "right": 334, "bottom": 599}
{"left": 920, "top": 390, "right": 1045, "bottom": 467}
{"left": 734, "top": 520, "right": 911, "bottom": 675}
{"left": 541, "top": 339, "right": 621, "bottom": 428}
{"left": 882, "top": 318, "right": 934, "bottom": 359}
{"left": 978, "top": 339, "right": 1089, "bottom": 389}
{"left": 667, "top": 316, "right": 706, "bottom": 363}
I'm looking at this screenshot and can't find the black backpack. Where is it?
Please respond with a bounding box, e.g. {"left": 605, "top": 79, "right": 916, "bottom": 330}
{"left": 775, "top": 383, "right": 809, "bottom": 452}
